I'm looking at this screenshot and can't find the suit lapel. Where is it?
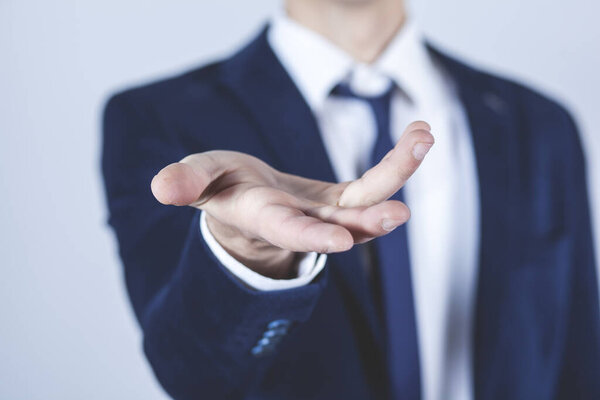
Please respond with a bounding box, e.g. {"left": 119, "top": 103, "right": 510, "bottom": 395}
{"left": 219, "top": 27, "right": 334, "bottom": 182}
{"left": 431, "top": 47, "right": 519, "bottom": 400}
{"left": 219, "top": 26, "right": 385, "bottom": 357}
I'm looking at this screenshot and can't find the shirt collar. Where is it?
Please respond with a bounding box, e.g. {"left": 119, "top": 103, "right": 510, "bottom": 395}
{"left": 267, "top": 14, "right": 447, "bottom": 111}
{"left": 374, "top": 19, "right": 447, "bottom": 110}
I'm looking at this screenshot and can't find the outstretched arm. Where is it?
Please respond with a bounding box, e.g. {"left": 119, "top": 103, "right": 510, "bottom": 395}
{"left": 102, "top": 90, "right": 433, "bottom": 399}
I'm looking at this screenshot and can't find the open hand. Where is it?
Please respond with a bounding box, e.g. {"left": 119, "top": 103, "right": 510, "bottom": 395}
{"left": 151, "top": 121, "right": 433, "bottom": 278}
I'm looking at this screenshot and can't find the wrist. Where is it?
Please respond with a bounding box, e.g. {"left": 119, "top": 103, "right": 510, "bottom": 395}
{"left": 205, "top": 213, "right": 298, "bottom": 279}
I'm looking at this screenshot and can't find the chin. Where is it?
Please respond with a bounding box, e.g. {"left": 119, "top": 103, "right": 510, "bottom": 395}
{"left": 331, "top": 0, "right": 378, "bottom": 5}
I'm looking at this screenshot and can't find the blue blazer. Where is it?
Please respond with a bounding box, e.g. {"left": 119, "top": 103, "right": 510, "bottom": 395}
{"left": 102, "top": 26, "right": 600, "bottom": 399}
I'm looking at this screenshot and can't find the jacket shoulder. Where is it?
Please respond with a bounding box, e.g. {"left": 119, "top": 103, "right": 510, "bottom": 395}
{"left": 432, "top": 46, "right": 580, "bottom": 156}
{"left": 485, "top": 69, "right": 574, "bottom": 126}
{"left": 103, "top": 60, "right": 227, "bottom": 113}
{"left": 436, "top": 48, "right": 576, "bottom": 129}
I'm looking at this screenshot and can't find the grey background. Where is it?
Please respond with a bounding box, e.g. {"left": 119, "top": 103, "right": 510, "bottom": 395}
{"left": 0, "top": 0, "right": 598, "bottom": 399}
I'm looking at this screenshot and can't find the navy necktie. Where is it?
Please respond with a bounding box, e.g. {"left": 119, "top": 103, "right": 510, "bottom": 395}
{"left": 332, "top": 83, "right": 422, "bottom": 400}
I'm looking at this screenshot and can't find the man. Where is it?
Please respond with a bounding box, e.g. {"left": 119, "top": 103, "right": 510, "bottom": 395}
{"left": 102, "top": 0, "right": 600, "bottom": 398}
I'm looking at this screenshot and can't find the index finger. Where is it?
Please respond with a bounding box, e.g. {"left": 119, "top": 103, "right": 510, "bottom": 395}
{"left": 337, "top": 121, "right": 434, "bottom": 208}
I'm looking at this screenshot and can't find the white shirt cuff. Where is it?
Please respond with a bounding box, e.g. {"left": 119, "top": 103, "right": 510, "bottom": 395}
{"left": 199, "top": 210, "right": 327, "bottom": 291}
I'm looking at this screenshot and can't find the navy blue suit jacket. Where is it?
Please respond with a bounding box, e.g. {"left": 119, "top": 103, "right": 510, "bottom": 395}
{"left": 102, "top": 27, "right": 600, "bottom": 399}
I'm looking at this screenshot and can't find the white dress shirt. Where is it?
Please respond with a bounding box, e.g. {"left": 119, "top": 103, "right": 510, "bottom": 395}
{"left": 200, "top": 14, "right": 480, "bottom": 400}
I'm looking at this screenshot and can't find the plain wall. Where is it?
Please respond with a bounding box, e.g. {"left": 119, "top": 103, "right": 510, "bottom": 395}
{"left": 0, "top": 1, "right": 598, "bottom": 399}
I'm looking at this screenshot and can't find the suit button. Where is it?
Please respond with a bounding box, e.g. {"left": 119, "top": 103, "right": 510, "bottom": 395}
{"left": 263, "top": 327, "right": 287, "bottom": 339}
{"left": 251, "top": 345, "right": 265, "bottom": 356}
{"left": 251, "top": 340, "right": 276, "bottom": 357}
{"left": 267, "top": 319, "right": 291, "bottom": 330}
{"left": 251, "top": 320, "right": 293, "bottom": 357}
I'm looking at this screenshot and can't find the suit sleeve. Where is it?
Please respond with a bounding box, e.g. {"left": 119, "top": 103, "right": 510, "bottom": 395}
{"left": 556, "top": 110, "right": 600, "bottom": 398}
{"left": 101, "top": 90, "right": 328, "bottom": 400}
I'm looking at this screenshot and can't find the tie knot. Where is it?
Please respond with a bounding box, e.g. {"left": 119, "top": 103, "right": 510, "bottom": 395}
{"left": 331, "top": 80, "right": 397, "bottom": 171}
{"left": 331, "top": 81, "right": 395, "bottom": 105}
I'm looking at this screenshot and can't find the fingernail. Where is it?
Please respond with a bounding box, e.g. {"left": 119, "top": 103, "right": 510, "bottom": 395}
{"left": 412, "top": 142, "right": 433, "bottom": 161}
{"left": 381, "top": 219, "right": 402, "bottom": 232}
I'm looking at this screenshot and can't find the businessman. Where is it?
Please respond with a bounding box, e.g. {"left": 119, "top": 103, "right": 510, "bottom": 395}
{"left": 102, "top": 0, "right": 600, "bottom": 399}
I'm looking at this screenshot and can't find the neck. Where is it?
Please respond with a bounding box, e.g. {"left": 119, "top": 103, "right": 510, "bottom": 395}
{"left": 285, "top": 0, "right": 407, "bottom": 64}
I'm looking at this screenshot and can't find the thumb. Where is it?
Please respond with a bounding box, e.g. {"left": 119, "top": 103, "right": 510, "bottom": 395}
{"left": 151, "top": 152, "right": 224, "bottom": 206}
